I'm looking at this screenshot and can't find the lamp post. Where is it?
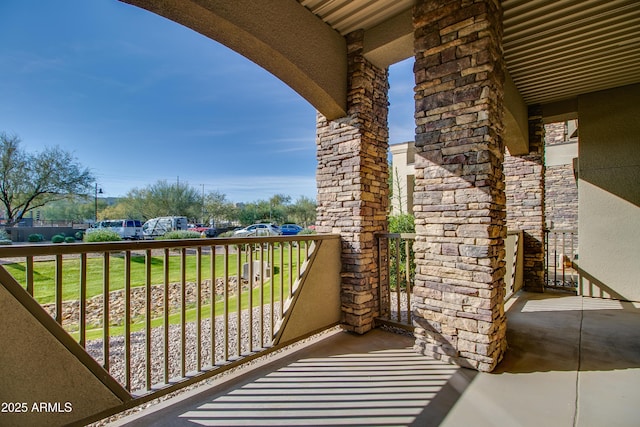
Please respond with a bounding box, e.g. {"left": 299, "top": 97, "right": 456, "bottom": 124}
{"left": 94, "top": 183, "right": 103, "bottom": 223}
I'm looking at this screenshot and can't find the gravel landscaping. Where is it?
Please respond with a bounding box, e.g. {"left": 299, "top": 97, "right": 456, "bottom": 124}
{"left": 85, "top": 302, "right": 281, "bottom": 394}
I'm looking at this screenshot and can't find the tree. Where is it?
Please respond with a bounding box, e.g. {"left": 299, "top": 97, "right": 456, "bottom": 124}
{"left": 119, "top": 180, "right": 203, "bottom": 221}
{"left": 39, "top": 197, "right": 99, "bottom": 222}
{"left": 238, "top": 200, "right": 270, "bottom": 225}
{"left": 235, "top": 194, "right": 316, "bottom": 226}
{"left": 286, "top": 196, "right": 316, "bottom": 226}
{"left": 98, "top": 200, "right": 138, "bottom": 221}
{"left": 203, "top": 190, "right": 238, "bottom": 226}
{"left": 0, "top": 132, "right": 94, "bottom": 226}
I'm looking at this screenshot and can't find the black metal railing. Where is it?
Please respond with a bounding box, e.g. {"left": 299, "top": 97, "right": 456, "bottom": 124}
{"left": 376, "top": 233, "right": 416, "bottom": 330}
{"left": 544, "top": 229, "right": 578, "bottom": 290}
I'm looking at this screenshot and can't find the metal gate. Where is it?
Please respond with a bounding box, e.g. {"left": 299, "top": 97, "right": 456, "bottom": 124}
{"left": 376, "top": 233, "right": 416, "bottom": 330}
{"left": 544, "top": 229, "right": 578, "bottom": 291}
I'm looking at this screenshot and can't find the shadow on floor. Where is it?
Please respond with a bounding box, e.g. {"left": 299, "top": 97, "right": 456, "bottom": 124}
{"left": 115, "top": 329, "right": 477, "bottom": 426}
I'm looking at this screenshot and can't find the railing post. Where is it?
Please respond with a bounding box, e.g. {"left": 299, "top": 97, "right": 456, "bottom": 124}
{"left": 163, "top": 248, "right": 170, "bottom": 384}
{"left": 210, "top": 244, "right": 216, "bottom": 366}
{"left": 145, "top": 249, "right": 152, "bottom": 390}
{"left": 124, "top": 251, "right": 131, "bottom": 391}
{"left": 102, "top": 252, "right": 110, "bottom": 372}
{"left": 79, "top": 253, "right": 87, "bottom": 348}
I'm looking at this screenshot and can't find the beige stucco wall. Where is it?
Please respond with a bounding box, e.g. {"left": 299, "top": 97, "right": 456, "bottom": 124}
{"left": 276, "top": 237, "right": 342, "bottom": 344}
{"left": 389, "top": 142, "right": 415, "bottom": 216}
{"left": 577, "top": 83, "right": 640, "bottom": 301}
{"left": 546, "top": 141, "right": 578, "bottom": 167}
{"left": 504, "top": 72, "right": 530, "bottom": 155}
{"left": 0, "top": 284, "right": 123, "bottom": 426}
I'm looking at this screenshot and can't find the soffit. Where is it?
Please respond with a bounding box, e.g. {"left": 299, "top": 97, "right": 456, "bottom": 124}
{"left": 298, "top": 0, "right": 416, "bottom": 36}
{"left": 502, "top": 0, "right": 640, "bottom": 105}
{"left": 298, "top": 0, "right": 640, "bottom": 106}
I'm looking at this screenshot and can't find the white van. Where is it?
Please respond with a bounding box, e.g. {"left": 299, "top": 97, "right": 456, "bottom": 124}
{"left": 88, "top": 219, "right": 144, "bottom": 240}
{"left": 142, "top": 216, "right": 189, "bottom": 238}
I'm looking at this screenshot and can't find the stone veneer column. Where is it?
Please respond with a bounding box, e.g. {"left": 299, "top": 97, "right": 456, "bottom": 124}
{"left": 316, "top": 30, "right": 389, "bottom": 334}
{"left": 412, "top": 0, "right": 507, "bottom": 371}
{"left": 504, "top": 106, "right": 545, "bottom": 292}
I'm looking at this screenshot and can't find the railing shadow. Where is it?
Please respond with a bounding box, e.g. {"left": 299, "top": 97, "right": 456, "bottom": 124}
{"left": 114, "top": 329, "right": 478, "bottom": 427}
{"left": 574, "top": 263, "right": 628, "bottom": 300}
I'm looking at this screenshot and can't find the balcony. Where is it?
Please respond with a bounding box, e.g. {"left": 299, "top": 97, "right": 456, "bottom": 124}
{"left": 109, "top": 291, "right": 640, "bottom": 426}
{"left": 2, "top": 233, "right": 638, "bottom": 426}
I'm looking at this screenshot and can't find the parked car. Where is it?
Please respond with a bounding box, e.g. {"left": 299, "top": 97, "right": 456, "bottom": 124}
{"left": 142, "top": 216, "right": 189, "bottom": 238}
{"left": 87, "top": 219, "right": 143, "bottom": 240}
{"left": 280, "top": 224, "right": 303, "bottom": 235}
{"left": 233, "top": 223, "right": 282, "bottom": 237}
{"left": 188, "top": 225, "right": 217, "bottom": 237}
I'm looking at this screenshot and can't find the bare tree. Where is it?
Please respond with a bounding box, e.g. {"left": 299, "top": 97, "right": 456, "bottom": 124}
{"left": 0, "top": 132, "right": 94, "bottom": 225}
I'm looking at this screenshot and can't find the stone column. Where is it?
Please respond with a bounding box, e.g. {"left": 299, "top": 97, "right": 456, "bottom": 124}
{"left": 316, "top": 30, "right": 390, "bottom": 334}
{"left": 412, "top": 0, "right": 507, "bottom": 371}
{"left": 504, "top": 106, "right": 546, "bottom": 292}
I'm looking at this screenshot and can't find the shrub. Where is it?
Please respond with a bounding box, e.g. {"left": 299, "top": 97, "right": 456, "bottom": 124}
{"left": 387, "top": 214, "right": 416, "bottom": 292}
{"left": 157, "top": 230, "right": 201, "bottom": 240}
{"left": 217, "top": 230, "right": 235, "bottom": 238}
{"left": 388, "top": 214, "right": 415, "bottom": 233}
{"left": 0, "top": 229, "right": 11, "bottom": 245}
{"left": 84, "top": 229, "right": 122, "bottom": 242}
{"left": 74, "top": 231, "right": 84, "bottom": 240}
{"left": 51, "top": 234, "right": 65, "bottom": 244}
{"left": 64, "top": 236, "right": 76, "bottom": 243}
{"left": 28, "top": 233, "right": 45, "bottom": 242}
{"left": 298, "top": 228, "right": 316, "bottom": 235}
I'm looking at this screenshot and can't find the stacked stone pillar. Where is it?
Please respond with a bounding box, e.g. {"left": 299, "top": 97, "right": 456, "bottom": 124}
{"left": 315, "top": 30, "right": 389, "bottom": 334}
{"left": 411, "top": 0, "right": 507, "bottom": 371}
{"left": 504, "top": 106, "right": 545, "bottom": 292}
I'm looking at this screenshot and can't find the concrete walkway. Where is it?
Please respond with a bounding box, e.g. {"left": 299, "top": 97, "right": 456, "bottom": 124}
{"left": 111, "top": 291, "right": 640, "bottom": 426}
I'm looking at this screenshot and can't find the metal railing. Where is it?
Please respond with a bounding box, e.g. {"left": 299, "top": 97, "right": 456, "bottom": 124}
{"left": 544, "top": 229, "right": 578, "bottom": 290}
{"left": 376, "top": 233, "right": 416, "bottom": 330}
{"left": 0, "top": 235, "right": 329, "bottom": 399}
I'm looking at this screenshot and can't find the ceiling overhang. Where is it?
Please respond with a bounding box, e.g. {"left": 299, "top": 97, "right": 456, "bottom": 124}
{"left": 120, "top": 0, "right": 640, "bottom": 149}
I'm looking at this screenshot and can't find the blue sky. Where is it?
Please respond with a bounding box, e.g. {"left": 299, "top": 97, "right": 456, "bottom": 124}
{"left": 0, "top": 0, "right": 415, "bottom": 203}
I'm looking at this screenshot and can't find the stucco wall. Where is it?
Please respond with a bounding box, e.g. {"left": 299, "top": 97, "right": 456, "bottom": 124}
{"left": 389, "top": 142, "right": 415, "bottom": 216}
{"left": 0, "top": 282, "right": 124, "bottom": 426}
{"left": 275, "top": 237, "right": 342, "bottom": 344}
{"left": 577, "top": 83, "right": 640, "bottom": 301}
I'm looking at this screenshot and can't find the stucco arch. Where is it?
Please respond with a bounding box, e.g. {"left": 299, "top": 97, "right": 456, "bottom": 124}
{"left": 120, "top": 0, "right": 348, "bottom": 120}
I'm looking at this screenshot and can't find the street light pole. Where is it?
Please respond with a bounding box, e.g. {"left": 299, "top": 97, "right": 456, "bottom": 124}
{"left": 94, "top": 183, "right": 103, "bottom": 223}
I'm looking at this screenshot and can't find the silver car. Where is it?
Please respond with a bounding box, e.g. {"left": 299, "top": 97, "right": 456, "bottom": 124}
{"left": 233, "top": 223, "right": 282, "bottom": 237}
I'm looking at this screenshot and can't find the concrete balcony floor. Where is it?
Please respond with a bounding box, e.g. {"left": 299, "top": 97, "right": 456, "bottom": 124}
{"left": 111, "top": 291, "right": 640, "bottom": 426}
